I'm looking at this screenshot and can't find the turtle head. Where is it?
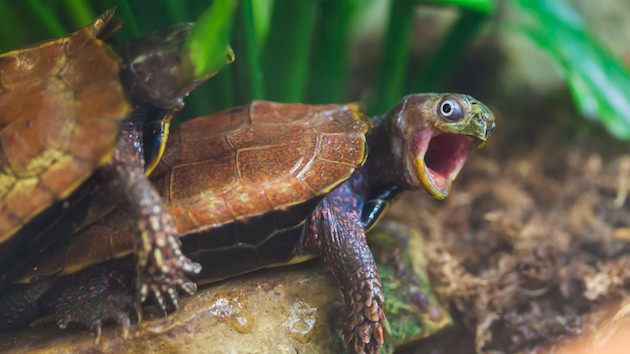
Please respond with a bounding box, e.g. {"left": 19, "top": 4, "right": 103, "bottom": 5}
{"left": 386, "top": 93, "right": 495, "bottom": 199}
{"left": 117, "top": 23, "right": 234, "bottom": 110}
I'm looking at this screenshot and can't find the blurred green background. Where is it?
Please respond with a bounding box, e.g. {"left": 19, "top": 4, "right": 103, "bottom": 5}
{"left": 2, "top": 0, "right": 630, "bottom": 139}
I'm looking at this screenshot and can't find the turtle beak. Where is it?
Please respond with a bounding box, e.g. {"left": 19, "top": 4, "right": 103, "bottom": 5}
{"left": 413, "top": 129, "right": 477, "bottom": 199}
{"left": 464, "top": 106, "right": 495, "bottom": 147}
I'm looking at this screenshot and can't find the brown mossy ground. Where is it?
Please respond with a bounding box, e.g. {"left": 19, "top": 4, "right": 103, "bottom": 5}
{"left": 392, "top": 88, "right": 630, "bottom": 353}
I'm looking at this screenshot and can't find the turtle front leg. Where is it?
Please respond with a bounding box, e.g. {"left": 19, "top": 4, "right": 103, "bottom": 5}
{"left": 302, "top": 188, "right": 385, "bottom": 354}
{"left": 98, "top": 134, "right": 200, "bottom": 312}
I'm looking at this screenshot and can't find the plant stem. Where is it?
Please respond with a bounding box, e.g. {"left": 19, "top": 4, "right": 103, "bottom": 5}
{"left": 306, "top": 0, "right": 356, "bottom": 103}
{"left": 412, "top": 10, "right": 488, "bottom": 92}
{"left": 0, "top": 2, "right": 28, "bottom": 52}
{"left": 165, "top": 0, "right": 191, "bottom": 23}
{"left": 262, "top": 0, "right": 317, "bottom": 102}
{"left": 369, "top": 0, "right": 415, "bottom": 116}
{"left": 24, "top": 0, "right": 66, "bottom": 37}
{"left": 63, "top": 0, "right": 96, "bottom": 28}
{"left": 232, "top": 0, "right": 265, "bottom": 104}
{"left": 113, "top": 0, "right": 142, "bottom": 37}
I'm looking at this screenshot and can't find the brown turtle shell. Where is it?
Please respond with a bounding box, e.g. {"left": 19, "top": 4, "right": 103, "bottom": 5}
{"left": 156, "top": 100, "right": 370, "bottom": 232}
{"left": 16, "top": 100, "right": 370, "bottom": 283}
{"left": 0, "top": 10, "right": 131, "bottom": 247}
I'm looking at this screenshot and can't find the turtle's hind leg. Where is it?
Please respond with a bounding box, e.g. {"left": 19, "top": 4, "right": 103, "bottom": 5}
{"left": 302, "top": 183, "right": 386, "bottom": 354}
{"left": 40, "top": 265, "right": 135, "bottom": 343}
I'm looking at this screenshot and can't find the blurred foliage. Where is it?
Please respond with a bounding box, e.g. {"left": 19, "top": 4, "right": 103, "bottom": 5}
{"left": 0, "top": 0, "right": 493, "bottom": 120}
{"left": 185, "top": 0, "right": 237, "bottom": 78}
{"left": 1, "top": 0, "right": 630, "bottom": 138}
{"left": 508, "top": 0, "right": 630, "bottom": 140}
{"left": 427, "top": 0, "right": 494, "bottom": 13}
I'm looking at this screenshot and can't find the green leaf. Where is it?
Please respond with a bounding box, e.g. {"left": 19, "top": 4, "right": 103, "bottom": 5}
{"left": 262, "top": 0, "right": 317, "bottom": 102}
{"left": 251, "top": 0, "right": 273, "bottom": 49}
{"left": 185, "top": 0, "right": 238, "bottom": 79}
{"left": 0, "top": 2, "right": 32, "bottom": 52}
{"left": 509, "top": 0, "right": 630, "bottom": 140}
{"left": 112, "top": 0, "right": 142, "bottom": 38}
{"left": 425, "top": 0, "right": 495, "bottom": 14}
{"left": 412, "top": 10, "right": 489, "bottom": 93}
{"left": 63, "top": 0, "right": 97, "bottom": 29}
{"left": 24, "top": 0, "right": 67, "bottom": 38}
{"left": 232, "top": 0, "right": 265, "bottom": 103}
{"left": 165, "top": 0, "right": 192, "bottom": 23}
{"left": 306, "top": 0, "right": 357, "bottom": 104}
{"left": 369, "top": 0, "right": 415, "bottom": 115}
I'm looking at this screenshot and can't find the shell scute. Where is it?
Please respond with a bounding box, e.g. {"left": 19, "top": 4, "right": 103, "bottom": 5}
{"left": 227, "top": 124, "right": 313, "bottom": 150}
{"left": 61, "top": 37, "right": 120, "bottom": 89}
{"left": 263, "top": 177, "right": 314, "bottom": 208}
{"left": 0, "top": 78, "right": 75, "bottom": 173}
{"left": 0, "top": 15, "right": 131, "bottom": 242}
{"left": 237, "top": 143, "right": 308, "bottom": 185}
{"left": 249, "top": 101, "right": 320, "bottom": 123}
{"left": 298, "top": 159, "right": 356, "bottom": 195}
{"left": 187, "top": 197, "right": 234, "bottom": 230}
{"left": 179, "top": 105, "right": 250, "bottom": 141}
{"left": 308, "top": 105, "right": 369, "bottom": 134}
{"left": 161, "top": 136, "right": 231, "bottom": 170}
{"left": 318, "top": 135, "right": 367, "bottom": 166}
{"left": 223, "top": 184, "right": 273, "bottom": 217}
{"left": 0, "top": 41, "right": 66, "bottom": 87}
{"left": 4, "top": 178, "right": 54, "bottom": 223}
{"left": 169, "top": 153, "right": 238, "bottom": 201}
{"left": 68, "top": 118, "right": 120, "bottom": 162}
{"left": 77, "top": 79, "right": 129, "bottom": 122}
{"left": 0, "top": 205, "right": 20, "bottom": 242}
{"left": 40, "top": 155, "right": 94, "bottom": 199}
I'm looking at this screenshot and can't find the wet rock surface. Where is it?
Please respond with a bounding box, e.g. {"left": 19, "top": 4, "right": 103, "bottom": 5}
{"left": 0, "top": 263, "right": 346, "bottom": 353}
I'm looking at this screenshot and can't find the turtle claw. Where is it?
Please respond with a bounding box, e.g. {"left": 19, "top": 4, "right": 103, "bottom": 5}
{"left": 343, "top": 278, "right": 386, "bottom": 354}
{"left": 134, "top": 300, "right": 143, "bottom": 324}
{"left": 41, "top": 266, "right": 135, "bottom": 342}
{"left": 87, "top": 312, "right": 130, "bottom": 345}
{"left": 119, "top": 314, "right": 131, "bottom": 339}
{"left": 181, "top": 279, "right": 198, "bottom": 295}
{"left": 134, "top": 207, "right": 201, "bottom": 312}
{"left": 92, "top": 322, "right": 102, "bottom": 344}
{"left": 136, "top": 248, "right": 201, "bottom": 313}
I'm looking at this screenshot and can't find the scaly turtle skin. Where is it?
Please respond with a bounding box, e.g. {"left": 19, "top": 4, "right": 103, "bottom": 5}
{"left": 1, "top": 94, "right": 495, "bottom": 353}
{"left": 0, "top": 9, "right": 228, "bottom": 313}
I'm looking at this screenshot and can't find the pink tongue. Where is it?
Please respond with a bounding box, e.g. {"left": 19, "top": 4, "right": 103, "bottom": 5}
{"left": 417, "top": 129, "right": 474, "bottom": 192}
{"left": 427, "top": 168, "right": 448, "bottom": 190}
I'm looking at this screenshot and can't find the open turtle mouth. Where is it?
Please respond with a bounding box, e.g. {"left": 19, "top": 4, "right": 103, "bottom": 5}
{"left": 414, "top": 129, "right": 479, "bottom": 199}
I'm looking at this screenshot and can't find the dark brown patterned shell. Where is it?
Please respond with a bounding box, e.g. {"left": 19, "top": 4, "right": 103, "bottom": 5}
{"left": 0, "top": 10, "right": 130, "bottom": 247}
{"left": 154, "top": 100, "right": 370, "bottom": 233}
{"left": 15, "top": 101, "right": 370, "bottom": 283}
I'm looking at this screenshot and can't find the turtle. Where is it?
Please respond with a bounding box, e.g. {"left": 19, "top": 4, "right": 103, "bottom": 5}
{"left": 0, "top": 94, "right": 495, "bottom": 353}
{"left": 0, "top": 9, "right": 231, "bottom": 312}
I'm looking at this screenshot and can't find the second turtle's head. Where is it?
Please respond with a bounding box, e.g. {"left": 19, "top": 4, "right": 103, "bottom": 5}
{"left": 385, "top": 93, "right": 495, "bottom": 199}
{"left": 117, "top": 23, "right": 234, "bottom": 110}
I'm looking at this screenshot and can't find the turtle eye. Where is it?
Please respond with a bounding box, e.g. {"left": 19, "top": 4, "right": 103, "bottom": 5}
{"left": 439, "top": 98, "right": 463, "bottom": 121}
